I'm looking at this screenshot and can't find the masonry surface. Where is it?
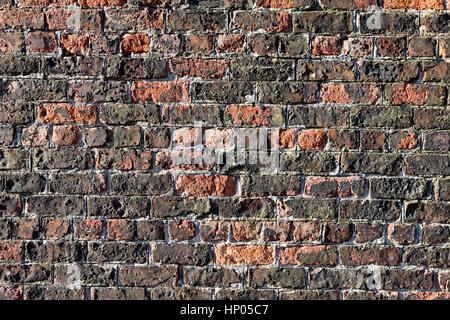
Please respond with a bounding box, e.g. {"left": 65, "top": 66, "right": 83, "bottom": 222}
{"left": 0, "top": 0, "right": 449, "bottom": 301}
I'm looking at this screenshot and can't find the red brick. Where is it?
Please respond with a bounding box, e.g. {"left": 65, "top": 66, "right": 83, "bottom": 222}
{"left": 298, "top": 129, "right": 327, "bottom": 150}
{"left": 225, "top": 105, "right": 283, "bottom": 126}
{"left": 169, "top": 58, "right": 228, "bottom": 79}
{"left": 312, "top": 36, "right": 341, "bottom": 56}
{"left": 292, "top": 222, "right": 321, "bottom": 242}
{"left": 74, "top": 219, "right": 102, "bottom": 239}
{"left": 60, "top": 33, "right": 89, "bottom": 55}
{"left": 168, "top": 220, "right": 196, "bottom": 241}
{"left": 279, "top": 129, "right": 295, "bottom": 149}
{"left": 0, "top": 33, "right": 24, "bottom": 54}
{"left": 185, "top": 34, "right": 214, "bottom": 54}
{"left": 232, "top": 222, "right": 261, "bottom": 242}
{"left": 52, "top": 125, "right": 82, "bottom": 146}
{"left": 121, "top": 33, "right": 150, "bottom": 55}
{"left": 383, "top": 0, "right": 444, "bottom": 10}
{"left": 216, "top": 34, "right": 245, "bottom": 53}
{"left": 278, "top": 245, "right": 338, "bottom": 265}
{"left": 38, "top": 104, "right": 97, "bottom": 124}
{"left": 131, "top": 81, "right": 189, "bottom": 102}
{"left": 21, "top": 126, "right": 48, "bottom": 146}
{"left": 215, "top": 244, "right": 274, "bottom": 265}
{"left": 305, "top": 176, "right": 365, "bottom": 197}
{"left": 387, "top": 84, "right": 429, "bottom": 105}
{"left": 176, "top": 175, "right": 236, "bottom": 196}
{"left": 0, "top": 241, "right": 22, "bottom": 261}
{"left": 321, "top": 83, "right": 381, "bottom": 105}
{"left": 27, "top": 32, "right": 57, "bottom": 53}
{"left": 15, "top": 218, "right": 39, "bottom": 239}
{"left": 0, "top": 9, "right": 44, "bottom": 30}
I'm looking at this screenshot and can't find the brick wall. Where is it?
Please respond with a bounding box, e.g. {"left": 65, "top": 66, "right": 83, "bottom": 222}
{"left": 0, "top": 0, "right": 449, "bottom": 300}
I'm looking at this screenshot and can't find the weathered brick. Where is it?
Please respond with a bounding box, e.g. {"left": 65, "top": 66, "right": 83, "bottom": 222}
{"left": 278, "top": 245, "right": 338, "bottom": 266}
{"left": 242, "top": 175, "right": 301, "bottom": 196}
{"left": 193, "top": 81, "right": 254, "bottom": 104}
{"left": 305, "top": 176, "right": 364, "bottom": 197}
{"left": 45, "top": 8, "right": 102, "bottom": 31}
{"left": 340, "top": 200, "right": 401, "bottom": 221}
{"left": 87, "top": 242, "right": 148, "bottom": 263}
{"left": 119, "top": 265, "right": 177, "bottom": 287}
{"left": 280, "top": 151, "right": 337, "bottom": 174}
{"left": 340, "top": 246, "right": 400, "bottom": 266}
{"left": 49, "top": 173, "right": 107, "bottom": 194}
{"left": 69, "top": 81, "right": 128, "bottom": 103}
{"left": 297, "top": 60, "right": 356, "bottom": 81}
{"left": 232, "top": 10, "right": 291, "bottom": 32}
{"left": 106, "top": 219, "right": 135, "bottom": 240}
{"left": 341, "top": 152, "right": 403, "bottom": 175}
{"left": 292, "top": 222, "right": 320, "bottom": 242}
{"left": 405, "top": 202, "right": 449, "bottom": 223}
{"left": 422, "top": 224, "right": 449, "bottom": 244}
{"left": 111, "top": 173, "right": 172, "bottom": 196}
{"left": 294, "top": 11, "right": 352, "bottom": 33}
{"left": 385, "top": 84, "right": 446, "bottom": 106}
{"left": 405, "top": 154, "right": 449, "bottom": 175}
{"left": 278, "top": 198, "right": 336, "bottom": 221}
{"left": 376, "top": 37, "right": 406, "bottom": 58}
{"left": 249, "top": 267, "right": 306, "bottom": 289}
{"left": 0, "top": 8, "right": 44, "bottom": 29}
{"left": 231, "top": 57, "right": 294, "bottom": 81}
{"left": 88, "top": 196, "right": 150, "bottom": 218}
{"left": 104, "top": 8, "right": 164, "bottom": 31}
{"left": 403, "top": 246, "right": 449, "bottom": 267}
{"left": 153, "top": 243, "right": 213, "bottom": 266}
{"left": 360, "top": 12, "right": 417, "bottom": 35}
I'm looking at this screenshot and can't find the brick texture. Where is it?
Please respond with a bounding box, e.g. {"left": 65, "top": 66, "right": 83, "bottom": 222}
{"left": 0, "top": 0, "right": 448, "bottom": 301}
